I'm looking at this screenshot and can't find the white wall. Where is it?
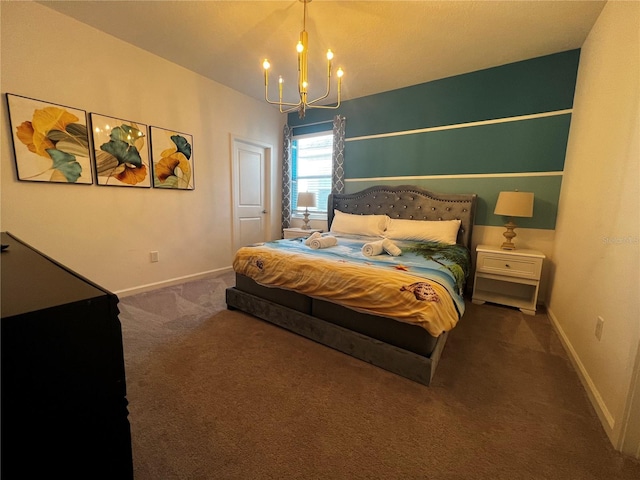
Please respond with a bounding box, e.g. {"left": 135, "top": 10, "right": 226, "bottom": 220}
{"left": 547, "top": 0, "right": 640, "bottom": 450}
{"left": 0, "top": 1, "right": 285, "bottom": 294}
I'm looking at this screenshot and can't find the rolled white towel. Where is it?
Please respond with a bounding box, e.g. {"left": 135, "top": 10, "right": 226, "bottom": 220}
{"left": 362, "top": 239, "right": 385, "bottom": 257}
{"left": 382, "top": 238, "right": 402, "bottom": 256}
{"left": 309, "top": 235, "right": 338, "bottom": 249}
{"left": 303, "top": 231, "right": 322, "bottom": 246}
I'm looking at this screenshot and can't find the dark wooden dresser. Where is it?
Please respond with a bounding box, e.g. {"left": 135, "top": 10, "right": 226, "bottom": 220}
{"left": 1, "top": 232, "right": 133, "bottom": 479}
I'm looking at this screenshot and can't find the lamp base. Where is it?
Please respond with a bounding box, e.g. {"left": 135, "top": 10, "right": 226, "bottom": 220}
{"left": 302, "top": 209, "right": 311, "bottom": 230}
{"left": 501, "top": 220, "right": 518, "bottom": 250}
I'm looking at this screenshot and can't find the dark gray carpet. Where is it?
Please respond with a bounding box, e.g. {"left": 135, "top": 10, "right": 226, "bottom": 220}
{"left": 117, "top": 272, "right": 640, "bottom": 479}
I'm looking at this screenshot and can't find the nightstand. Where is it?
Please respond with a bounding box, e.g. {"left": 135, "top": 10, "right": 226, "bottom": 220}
{"left": 283, "top": 227, "right": 322, "bottom": 239}
{"left": 472, "top": 244, "right": 545, "bottom": 315}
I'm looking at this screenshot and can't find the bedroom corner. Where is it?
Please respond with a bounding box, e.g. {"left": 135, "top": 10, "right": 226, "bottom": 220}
{"left": 547, "top": 0, "right": 640, "bottom": 456}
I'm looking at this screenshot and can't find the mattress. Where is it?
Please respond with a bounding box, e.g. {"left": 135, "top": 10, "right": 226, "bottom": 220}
{"left": 232, "top": 233, "right": 470, "bottom": 337}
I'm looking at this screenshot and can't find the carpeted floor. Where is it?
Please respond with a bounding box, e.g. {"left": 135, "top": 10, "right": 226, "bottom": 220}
{"left": 117, "top": 272, "right": 640, "bottom": 479}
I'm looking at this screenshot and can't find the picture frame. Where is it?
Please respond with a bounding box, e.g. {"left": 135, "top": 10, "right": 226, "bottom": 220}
{"left": 150, "top": 126, "right": 194, "bottom": 190}
{"left": 90, "top": 113, "right": 151, "bottom": 187}
{"left": 6, "top": 93, "right": 93, "bottom": 184}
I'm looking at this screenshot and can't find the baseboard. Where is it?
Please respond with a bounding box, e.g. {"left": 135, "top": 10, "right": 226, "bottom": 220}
{"left": 114, "top": 266, "right": 233, "bottom": 297}
{"left": 546, "top": 307, "right": 616, "bottom": 442}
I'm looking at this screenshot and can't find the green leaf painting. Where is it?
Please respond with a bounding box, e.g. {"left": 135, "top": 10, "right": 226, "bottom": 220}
{"left": 171, "top": 134, "right": 192, "bottom": 160}
{"left": 47, "top": 148, "right": 83, "bottom": 183}
{"left": 90, "top": 113, "right": 150, "bottom": 187}
{"left": 100, "top": 139, "right": 143, "bottom": 167}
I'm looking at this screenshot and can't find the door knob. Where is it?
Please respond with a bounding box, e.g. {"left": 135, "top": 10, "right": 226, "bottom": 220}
{"left": 262, "top": 210, "right": 268, "bottom": 214}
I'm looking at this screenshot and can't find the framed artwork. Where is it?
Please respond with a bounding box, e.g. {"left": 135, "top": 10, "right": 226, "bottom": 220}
{"left": 150, "top": 126, "right": 194, "bottom": 190}
{"left": 90, "top": 113, "right": 151, "bottom": 187}
{"left": 6, "top": 93, "right": 93, "bottom": 184}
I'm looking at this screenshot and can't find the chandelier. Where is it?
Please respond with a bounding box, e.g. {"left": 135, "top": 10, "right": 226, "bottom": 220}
{"left": 262, "top": 0, "right": 344, "bottom": 119}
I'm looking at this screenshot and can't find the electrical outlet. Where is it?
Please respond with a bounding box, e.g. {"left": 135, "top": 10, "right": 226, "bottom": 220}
{"left": 150, "top": 251, "right": 159, "bottom": 263}
{"left": 595, "top": 316, "right": 604, "bottom": 341}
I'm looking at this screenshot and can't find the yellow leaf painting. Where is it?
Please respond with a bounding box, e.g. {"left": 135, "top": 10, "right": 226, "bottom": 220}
{"left": 151, "top": 126, "right": 194, "bottom": 190}
{"left": 116, "top": 164, "right": 148, "bottom": 185}
{"left": 16, "top": 121, "right": 54, "bottom": 156}
{"left": 7, "top": 95, "right": 92, "bottom": 183}
{"left": 28, "top": 107, "right": 79, "bottom": 158}
{"left": 155, "top": 151, "right": 191, "bottom": 183}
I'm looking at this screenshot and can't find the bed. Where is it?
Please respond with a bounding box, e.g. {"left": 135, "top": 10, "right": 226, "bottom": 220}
{"left": 226, "top": 185, "right": 477, "bottom": 385}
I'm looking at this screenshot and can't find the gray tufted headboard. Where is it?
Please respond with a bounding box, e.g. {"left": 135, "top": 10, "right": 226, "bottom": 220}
{"left": 328, "top": 185, "right": 478, "bottom": 250}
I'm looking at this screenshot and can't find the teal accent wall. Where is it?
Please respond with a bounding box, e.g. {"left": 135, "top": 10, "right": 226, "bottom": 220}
{"left": 287, "top": 50, "right": 581, "bottom": 230}
{"left": 345, "top": 114, "right": 571, "bottom": 178}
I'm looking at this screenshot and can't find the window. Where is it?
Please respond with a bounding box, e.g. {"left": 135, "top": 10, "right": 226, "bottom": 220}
{"left": 291, "top": 133, "right": 332, "bottom": 215}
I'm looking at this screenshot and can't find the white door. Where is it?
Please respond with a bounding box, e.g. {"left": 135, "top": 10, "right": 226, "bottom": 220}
{"left": 231, "top": 137, "right": 271, "bottom": 252}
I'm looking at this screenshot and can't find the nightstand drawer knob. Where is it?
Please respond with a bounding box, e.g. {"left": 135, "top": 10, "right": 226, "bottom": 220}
{"left": 505, "top": 264, "right": 510, "bottom": 268}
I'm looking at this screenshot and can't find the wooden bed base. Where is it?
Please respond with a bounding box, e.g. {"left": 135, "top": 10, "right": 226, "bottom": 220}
{"left": 226, "top": 185, "right": 477, "bottom": 386}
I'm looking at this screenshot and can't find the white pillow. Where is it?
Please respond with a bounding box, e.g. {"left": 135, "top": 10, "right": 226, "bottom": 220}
{"left": 330, "top": 210, "right": 390, "bottom": 236}
{"left": 384, "top": 218, "right": 461, "bottom": 244}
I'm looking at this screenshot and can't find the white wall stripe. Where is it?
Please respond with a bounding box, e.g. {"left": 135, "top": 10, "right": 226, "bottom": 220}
{"left": 345, "top": 109, "right": 573, "bottom": 142}
{"left": 346, "top": 172, "right": 564, "bottom": 182}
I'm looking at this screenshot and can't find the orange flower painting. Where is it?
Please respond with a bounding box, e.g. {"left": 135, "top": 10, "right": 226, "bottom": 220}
{"left": 7, "top": 94, "right": 93, "bottom": 184}
{"left": 90, "top": 113, "right": 151, "bottom": 187}
{"left": 150, "top": 126, "right": 194, "bottom": 190}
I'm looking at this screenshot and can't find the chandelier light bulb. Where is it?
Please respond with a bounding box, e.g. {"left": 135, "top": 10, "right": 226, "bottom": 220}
{"left": 337, "top": 67, "right": 344, "bottom": 78}
{"left": 263, "top": 59, "right": 270, "bottom": 70}
{"left": 326, "top": 49, "right": 334, "bottom": 61}
{"left": 302, "top": 81, "right": 308, "bottom": 88}
{"left": 279, "top": 76, "right": 283, "bottom": 84}
{"left": 296, "top": 41, "right": 304, "bottom": 53}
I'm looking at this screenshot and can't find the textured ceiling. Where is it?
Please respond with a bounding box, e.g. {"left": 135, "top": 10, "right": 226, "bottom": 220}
{"left": 38, "top": 1, "right": 606, "bottom": 105}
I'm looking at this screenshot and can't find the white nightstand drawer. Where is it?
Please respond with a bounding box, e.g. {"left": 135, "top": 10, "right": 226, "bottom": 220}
{"left": 476, "top": 253, "right": 542, "bottom": 279}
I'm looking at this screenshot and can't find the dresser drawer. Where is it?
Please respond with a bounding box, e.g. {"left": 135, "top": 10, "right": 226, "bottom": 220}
{"left": 476, "top": 252, "right": 543, "bottom": 280}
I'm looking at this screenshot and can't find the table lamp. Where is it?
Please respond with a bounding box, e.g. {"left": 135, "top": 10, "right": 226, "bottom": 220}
{"left": 494, "top": 191, "right": 534, "bottom": 250}
{"left": 297, "top": 191, "right": 316, "bottom": 230}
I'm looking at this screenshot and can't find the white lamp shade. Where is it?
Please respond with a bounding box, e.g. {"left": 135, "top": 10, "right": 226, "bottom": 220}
{"left": 297, "top": 191, "right": 316, "bottom": 208}
{"left": 494, "top": 191, "right": 534, "bottom": 218}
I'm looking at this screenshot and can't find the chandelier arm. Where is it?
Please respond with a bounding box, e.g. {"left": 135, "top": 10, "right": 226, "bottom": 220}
{"left": 265, "top": 99, "right": 304, "bottom": 108}
{"left": 264, "top": 69, "right": 303, "bottom": 107}
{"left": 309, "top": 73, "right": 342, "bottom": 108}
{"left": 307, "top": 91, "right": 332, "bottom": 106}
{"left": 280, "top": 104, "right": 302, "bottom": 114}
{"left": 264, "top": 85, "right": 302, "bottom": 107}
{"left": 306, "top": 102, "right": 341, "bottom": 110}
{"left": 306, "top": 56, "right": 333, "bottom": 105}
{"left": 306, "top": 83, "right": 332, "bottom": 105}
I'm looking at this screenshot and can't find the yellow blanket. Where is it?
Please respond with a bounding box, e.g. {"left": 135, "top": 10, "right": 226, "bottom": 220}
{"left": 233, "top": 242, "right": 462, "bottom": 337}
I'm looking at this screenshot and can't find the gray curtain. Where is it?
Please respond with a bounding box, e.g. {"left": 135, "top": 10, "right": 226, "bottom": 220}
{"left": 281, "top": 124, "right": 293, "bottom": 230}
{"left": 332, "top": 115, "right": 346, "bottom": 194}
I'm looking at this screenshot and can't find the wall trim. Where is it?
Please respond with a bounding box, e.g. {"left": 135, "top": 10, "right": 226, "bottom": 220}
{"left": 620, "top": 339, "right": 640, "bottom": 457}
{"left": 546, "top": 307, "right": 616, "bottom": 439}
{"left": 346, "top": 171, "right": 564, "bottom": 183}
{"left": 115, "top": 266, "right": 233, "bottom": 297}
{"left": 346, "top": 109, "right": 573, "bottom": 142}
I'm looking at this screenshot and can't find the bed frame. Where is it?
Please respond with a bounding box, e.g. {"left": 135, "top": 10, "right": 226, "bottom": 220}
{"left": 226, "top": 185, "right": 477, "bottom": 385}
